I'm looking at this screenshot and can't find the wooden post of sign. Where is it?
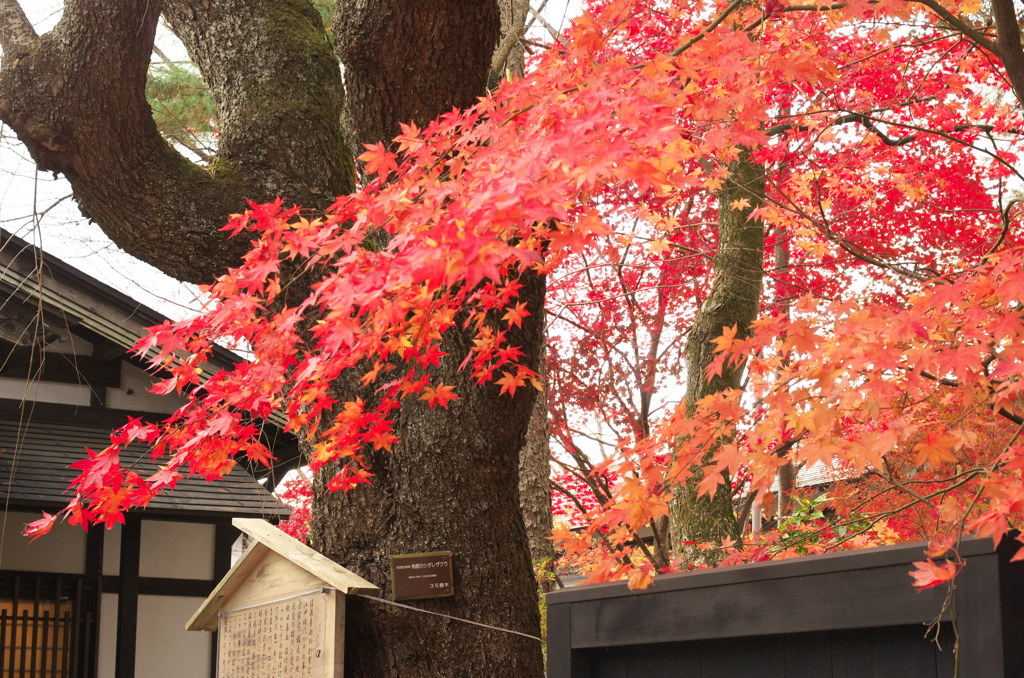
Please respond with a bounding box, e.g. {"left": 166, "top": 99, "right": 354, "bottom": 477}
{"left": 187, "top": 518, "right": 379, "bottom": 678}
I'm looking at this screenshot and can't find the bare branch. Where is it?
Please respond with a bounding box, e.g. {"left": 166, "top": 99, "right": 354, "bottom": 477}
{"left": 671, "top": 0, "right": 745, "bottom": 57}
{"left": 528, "top": 5, "right": 567, "bottom": 45}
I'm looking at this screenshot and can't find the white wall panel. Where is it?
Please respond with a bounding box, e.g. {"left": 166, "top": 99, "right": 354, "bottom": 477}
{"left": 105, "top": 363, "right": 185, "bottom": 414}
{"left": 97, "top": 592, "right": 118, "bottom": 678}
{"left": 0, "top": 511, "right": 86, "bottom": 573}
{"left": 139, "top": 521, "right": 214, "bottom": 580}
{"left": 0, "top": 378, "right": 91, "bottom": 406}
{"left": 135, "top": 595, "right": 211, "bottom": 678}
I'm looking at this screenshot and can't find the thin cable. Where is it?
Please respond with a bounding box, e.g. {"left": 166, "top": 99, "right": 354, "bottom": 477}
{"left": 353, "top": 593, "right": 542, "bottom": 642}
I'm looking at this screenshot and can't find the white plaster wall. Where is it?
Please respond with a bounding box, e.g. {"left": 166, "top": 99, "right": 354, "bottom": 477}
{"left": 97, "top": 592, "right": 118, "bottom": 678}
{"left": 139, "top": 521, "right": 214, "bottom": 580}
{"left": 102, "top": 522, "right": 121, "bottom": 576}
{"left": 135, "top": 595, "right": 211, "bottom": 678}
{"left": 105, "top": 363, "right": 185, "bottom": 414}
{"left": 0, "top": 378, "right": 91, "bottom": 406}
{"left": 0, "top": 511, "right": 86, "bottom": 573}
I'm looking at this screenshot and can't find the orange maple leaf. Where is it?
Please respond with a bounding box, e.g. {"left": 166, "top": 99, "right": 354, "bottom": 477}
{"left": 502, "top": 302, "right": 531, "bottom": 328}
{"left": 710, "top": 324, "right": 739, "bottom": 353}
{"left": 913, "top": 430, "right": 959, "bottom": 468}
{"left": 358, "top": 143, "right": 399, "bottom": 180}
{"left": 909, "top": 558, "right": 960, "bottom": 590}
{"left": 420, "top": 382, "right": 459, "bottom": 409}
{"left": 496, "top": 370, "right": 526, "bottom": 397}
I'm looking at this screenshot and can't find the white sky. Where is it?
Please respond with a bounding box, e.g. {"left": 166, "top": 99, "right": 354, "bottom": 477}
{"left": 2, "top": 1, "right": 585, "bottom": 321}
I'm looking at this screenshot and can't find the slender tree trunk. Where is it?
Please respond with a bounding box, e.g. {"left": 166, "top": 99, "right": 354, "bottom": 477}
{"left": 774, "top": 231, "right": 797, "bottom": 519}
{"left": 520, "top": 349, "right": 556, "bottom": 592}
{"left": 669, "top": 150, "right": 765, "bottom": 562}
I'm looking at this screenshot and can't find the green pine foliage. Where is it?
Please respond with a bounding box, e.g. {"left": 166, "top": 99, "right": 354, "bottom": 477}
{"left": 146, "top": 63, "right": 218, "bottom": 161}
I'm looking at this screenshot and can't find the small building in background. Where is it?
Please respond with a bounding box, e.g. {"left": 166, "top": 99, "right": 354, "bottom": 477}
{"left": 0, "top": 230, "right": 297, "bottom": 678}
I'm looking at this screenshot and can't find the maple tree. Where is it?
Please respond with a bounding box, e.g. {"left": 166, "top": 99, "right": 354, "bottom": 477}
{"left": 12, "top": 0, "right": 1024, "bottom": 658}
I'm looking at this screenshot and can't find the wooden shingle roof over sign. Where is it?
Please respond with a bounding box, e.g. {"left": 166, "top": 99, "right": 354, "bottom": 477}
{"left": 187, "top": 518, "right": 380, "bottom": 632}
{"left": 0, "top": 419, "right": 290, "bottom": 518}
{"left": 189, "top": 520, "right": 379, "bottom": 678}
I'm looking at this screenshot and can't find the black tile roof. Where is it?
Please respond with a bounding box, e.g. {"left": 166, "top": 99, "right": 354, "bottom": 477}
{"left": 0, "top": 418, "right": 289, "bottom": 519}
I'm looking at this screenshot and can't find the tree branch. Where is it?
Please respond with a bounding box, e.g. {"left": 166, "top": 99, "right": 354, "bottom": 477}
{"left": 907, "top": 0, "right": 1000, "bottom": 56}
{"left": 990, "top": 0, "right": 1024, "bottom": 103}
{"left": 0, "top": 0, "right": 36, "bottom": 57}
{"left": 671, "top": 0, "right": 746, "bottom": 57}
{"left": 0, "top": 0, "right": 350, "bottom": 283}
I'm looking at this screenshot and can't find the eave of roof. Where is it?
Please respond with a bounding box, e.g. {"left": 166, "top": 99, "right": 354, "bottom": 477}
{"left": 0, "top": 228, "right": 241, "bottom": 372}
{"left": 0, "top": 419, "right": 289, "bottom": 518}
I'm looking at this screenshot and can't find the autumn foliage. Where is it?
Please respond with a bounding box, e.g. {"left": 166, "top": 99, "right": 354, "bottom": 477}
{"left": 26, "top": 0, "right": 1024, "bottom": 590}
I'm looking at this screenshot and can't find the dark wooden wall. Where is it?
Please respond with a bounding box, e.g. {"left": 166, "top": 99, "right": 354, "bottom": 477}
{"left": 577, "top": 625, "right": 955, "bottom": 678}
{"left": 547, "top": 536, "right": 1023, "bottom": 678}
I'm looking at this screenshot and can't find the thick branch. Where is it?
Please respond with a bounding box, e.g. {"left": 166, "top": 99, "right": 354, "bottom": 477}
{"left": 334, "top": 0, "right": 500, "bottom": 158}
{"left": 0, "top": 0, "right": 35, "bottom": 56}
{"left": 0, "top": 0, "right": 349, "bottom": 283}
{"left": 990, "top": 0, "right": 1024, "bottom": 104}
{"left": 907, "top": 0, "right": 999, "bottom": 55}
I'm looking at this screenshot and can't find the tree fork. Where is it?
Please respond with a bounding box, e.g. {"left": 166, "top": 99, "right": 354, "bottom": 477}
{"left": 0, "top": 0, "right": 351, "bottom": 283}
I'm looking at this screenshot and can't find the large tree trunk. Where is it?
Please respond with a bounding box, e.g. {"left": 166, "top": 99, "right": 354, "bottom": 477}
{"left": 0, "top": 1, "right": 545, "bottom": 675}
{"left": 312, "top": 272, "right": 546, "bottom": 677}
{"left": 312, "top": 3, "right": 544, "bottom": 675}
{"left": 669, "top": 151, "right": 765, "bottom": 562}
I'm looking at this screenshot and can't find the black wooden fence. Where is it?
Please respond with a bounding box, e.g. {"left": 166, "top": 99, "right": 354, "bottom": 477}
{"left": 547, "top": 536, "right": 1023, "bottom": 677}
{"left": 0, "top": 573, "right": 96, "bottom": 678}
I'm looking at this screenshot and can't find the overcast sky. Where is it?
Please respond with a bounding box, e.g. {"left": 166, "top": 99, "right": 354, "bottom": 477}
{"left": 1, "top": 1, "right": 584, "bottom": 321}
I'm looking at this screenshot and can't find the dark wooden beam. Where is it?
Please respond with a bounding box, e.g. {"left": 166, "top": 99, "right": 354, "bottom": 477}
{"left": 211, "top": 523, "right": 238, "bottom": 676}
{"left": 115, "top": 516, "right": 141, "bottom": 678}
{"left": 102, "top": 575, "right": 215, "bottom": 598}
{"left": 86, "top": 525, "right": 105, "bottom": 678}
{"left": 214, "top": 523, "right": 237, "bottom": 580}
{"left": 0, "top": 352, "right": 121, "bottom": 388}
{"left": 91, "top": 339, "right": 127, "bottom": 362}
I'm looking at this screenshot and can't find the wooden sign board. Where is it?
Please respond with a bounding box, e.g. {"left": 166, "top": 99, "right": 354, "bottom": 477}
{"left": 219, "top": 589, "right": 331, "bottom": 678}
{"left": 188, "top": 518, "right": 381, "bottom": 678}
{"left": 390, "top": 551, "right": 454, "bottom": 601}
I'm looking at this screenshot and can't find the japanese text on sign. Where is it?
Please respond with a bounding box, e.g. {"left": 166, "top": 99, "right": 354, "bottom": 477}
{"left": 390, "top": 551, "right": 455, "bottom": 601}
{"left": 218, "top": 590, "right": 328, "bottom": 678}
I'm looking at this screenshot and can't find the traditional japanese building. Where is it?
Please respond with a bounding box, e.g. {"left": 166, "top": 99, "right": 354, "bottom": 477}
{"left": 0, "top": 230, "right": 297, "bottom": 678}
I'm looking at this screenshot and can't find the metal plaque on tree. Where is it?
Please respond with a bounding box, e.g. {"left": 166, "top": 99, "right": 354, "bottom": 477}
{"left": 390, "top": 551, "right": 454, "bottom": 601}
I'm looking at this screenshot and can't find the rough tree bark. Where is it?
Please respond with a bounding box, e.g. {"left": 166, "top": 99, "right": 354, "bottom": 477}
{"left": 519, "top": 331, "right": 555, "bottom": 590}
{"left": 0, "top": 1, "right": 545, "bottom": 675}
{"left": 669, "top": 151, "right": 765, "bottom": 562}
{"left": 312, "top": 272, "right": 545, "bottom": 676}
